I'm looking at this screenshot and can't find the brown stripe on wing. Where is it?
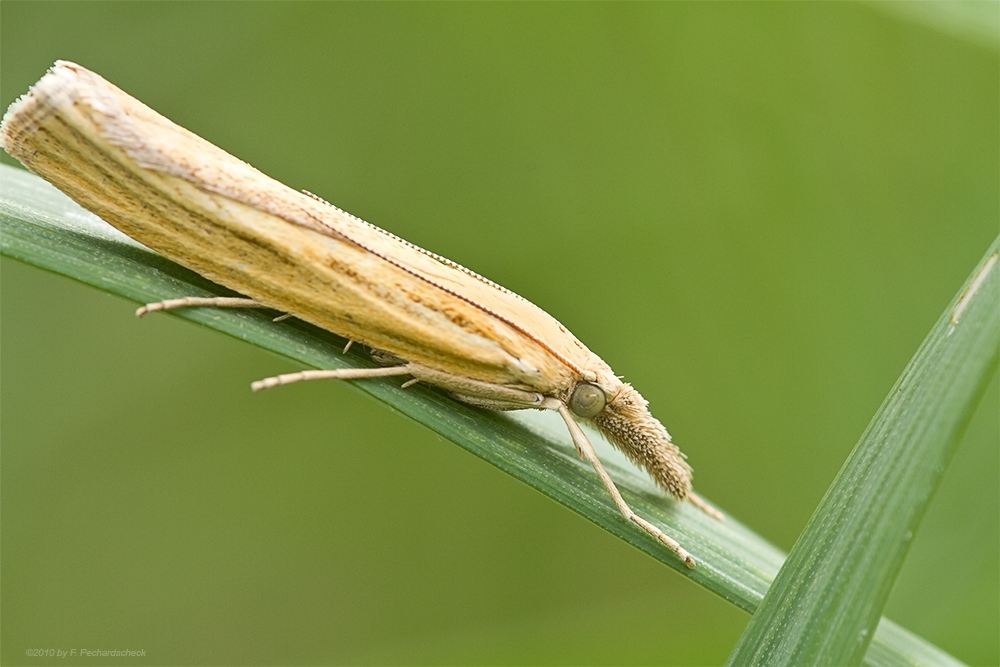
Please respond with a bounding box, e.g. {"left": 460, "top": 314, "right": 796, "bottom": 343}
{"left": 301, "top": 190, "right": 529, "bottom": 303}
{"left": 296, "top": 205, "right": 586, "bottom": 378}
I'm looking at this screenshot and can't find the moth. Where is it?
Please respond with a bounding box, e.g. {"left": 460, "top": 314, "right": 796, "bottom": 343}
{"left": 1, "top": 61, "right": 720, "bottom": 567}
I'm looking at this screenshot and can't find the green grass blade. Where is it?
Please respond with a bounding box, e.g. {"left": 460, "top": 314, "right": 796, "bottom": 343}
{"left": 866, "top": 0, "right": 1000, "bottom": 52}
{"left": 0, "top": 163, "right": 969, "bottom": 667}
{"left": 727, "top": 235, "right": 999, "bottom": 666}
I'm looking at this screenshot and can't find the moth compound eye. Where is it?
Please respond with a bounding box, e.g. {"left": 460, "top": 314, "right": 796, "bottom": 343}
{"left": 569, "top": 382, "right": 606, "bottom": 418}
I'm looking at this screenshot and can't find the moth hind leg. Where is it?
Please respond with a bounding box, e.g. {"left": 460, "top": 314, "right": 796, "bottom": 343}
{"left": 136, "top": 296, "right": 265, "bottom": 317}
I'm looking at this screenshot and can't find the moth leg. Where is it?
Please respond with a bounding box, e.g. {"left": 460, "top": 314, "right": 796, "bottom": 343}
{"left": 251, "top": 365, "right": 412, "bottom": 391}
{"left": 449, "top": 393, "right": 538, "bottom": 411}
{"left": 550, "top": 400, "right": 696, "bottom": 568}
{"left": 136, "top": 296, "right": 264, "bottom": 318}
{"left": 406, "top": 363, "right": 545, "bottom": 408}
{"left": 369, "top": 348, "right": 406, "bottom": 366}
{"left": 688, "top": 491, "right": 725, "bottom": 521}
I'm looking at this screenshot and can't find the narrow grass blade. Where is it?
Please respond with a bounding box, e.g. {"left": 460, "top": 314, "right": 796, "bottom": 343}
{"left": 0, "top": 163, "right": 968, "bottom": 666}
{"left": 727, "top": 235, "right": 999, "bottom": 667}
{"left": 866, "top": 0, "right": 1000, "bottom": 51}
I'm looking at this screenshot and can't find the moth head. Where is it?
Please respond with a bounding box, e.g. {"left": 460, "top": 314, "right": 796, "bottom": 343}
{"left": 568, "top": 381, "right": 607, "bottom": 418}
{"left": 570, "top": 378, "right": 692, "bottom": 500}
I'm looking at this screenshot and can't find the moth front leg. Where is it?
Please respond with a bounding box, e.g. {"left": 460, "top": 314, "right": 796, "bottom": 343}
{"left": 448, "top": 394, "right": 543, "bottom": 411}
{"left": 541, "top": 397, "right": 697, "bottom": 568}
{"left": 429, "top": 377, "right": 699, "bottom": 568}
{"left": 405, "top": 363, "right": 547, "bottom": 408}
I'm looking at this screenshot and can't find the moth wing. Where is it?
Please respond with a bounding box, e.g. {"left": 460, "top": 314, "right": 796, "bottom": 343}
{"left": 3, "top": 61, "right": 605, "bottom": 393}
{"left": 298, "top": 203, "right": 610, "bottom": 391}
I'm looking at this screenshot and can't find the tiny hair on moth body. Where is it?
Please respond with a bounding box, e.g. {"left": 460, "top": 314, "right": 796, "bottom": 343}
{"left": 0, "top": 60, "right": 723, "bottom": 568}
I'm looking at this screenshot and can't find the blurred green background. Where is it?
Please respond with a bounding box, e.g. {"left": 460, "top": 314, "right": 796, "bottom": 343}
{"left": 2, "top": 3, "right": 996, "bottom": 665}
